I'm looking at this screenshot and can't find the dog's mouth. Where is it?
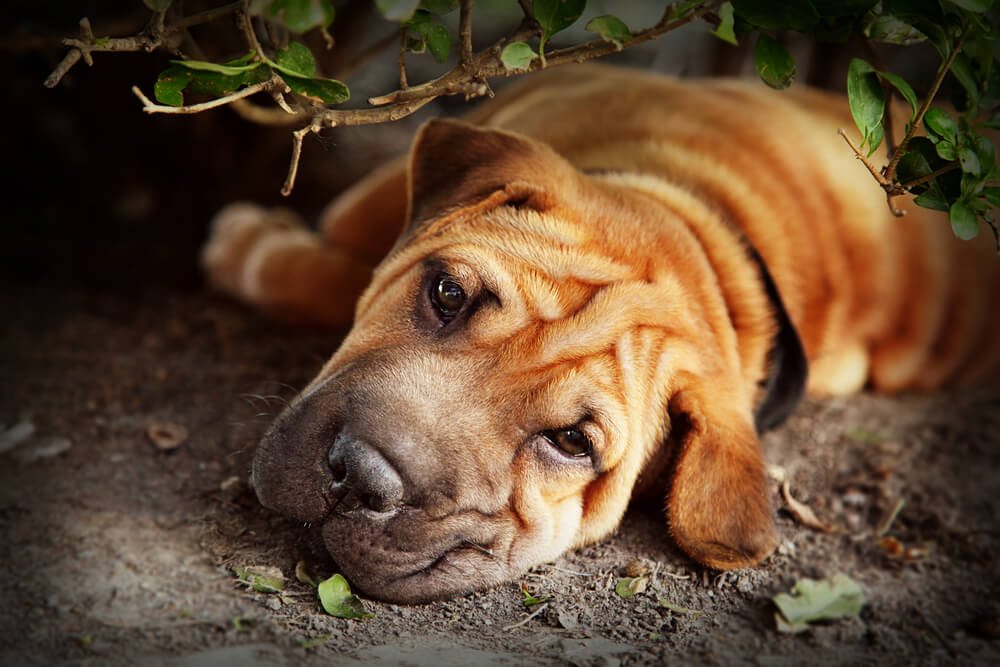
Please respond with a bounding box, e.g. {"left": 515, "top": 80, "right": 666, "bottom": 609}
{"left": 317, "top": 508, "right": 510, "bottom": 603}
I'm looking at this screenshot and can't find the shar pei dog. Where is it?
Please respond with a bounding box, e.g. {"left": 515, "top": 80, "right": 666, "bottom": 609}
{"left": 203, "top": 65, "right": 1000, "bottom": 603}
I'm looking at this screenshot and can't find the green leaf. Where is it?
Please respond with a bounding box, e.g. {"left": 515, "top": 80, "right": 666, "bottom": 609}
{"left": 959, "top": 145, "right": 982, "bottom": 175}
{"left": 949, "top": 53, "right": 980, "bottom": 110}
{"left": 982, "top": 186, "right": 1000, "bottom": 208}
{"left": 144, "top": 0, "right": 174, "bottom": 10}
{"left": 615, "top": 576, "right": 648, "bottom": 599}
{"left": 377, "top": 0, "right": 421, "bottom": 21}
{"left": 234, "top": 566, "right": 286, "bottom": 593}
{"left": 712, "top": 2, "right": 738, "bottom": 45}
{"left": 420, "top": 0, "right": 458, "bottom": 12}
{"left": 297, "top": 633, "right": 332, "bottom": 649}
{"left": 924, "top": 108, "right": 958, "bottom": 144}
{"left": 943, "top": 0, "right": 994, "bottom": 11}
{"left": 406, "top": 12, "right": 451, "bottom": 63}
{"left": 658, "top": 600, "right": 705, "bottom": 616}
{"left": 847, "top": 58, "right": 885, "bottom": 155}
{"left": 534, "top": 0, "right": 587, "bottom": 54}
{"left": 754, "top": 34, "right": 796, "bottom": 89}
{"left": 183, "top": 65, "right": 269, "bottom": 98}
{"left": 266, "top": 0, "right": 335, "bottom": 33}
{"left": 295, "top": 560, "right": 318, "bottom": 587}
{"left": 936, "top": 141, "right": 958, "bottom": 160}
{"left": 280, "top": 74, "right": 350, "bottom": 103}
{"left": 950, "top": 200, "right": 980, "bottom": 239}
{"left": 666, "top": 0, "right": 707, "bottom": 21}
{"left": 317, "top": 574, "right": 373, "bottom": 619}
{"left": 914, "top": 189, "right": 950, "bottom": 211}
{"left": 772, "top": 574, "right": 865, "bottom": 633}
{"left": 271, "top": 41, "right": 317, "bottom": 78}
{"left": 501, "top": 42, "right": 538, "bottom": 70}
{"left": 864, "top": 14, "right": 926, "bottom": 45}
{"left": 732, "top": 0, "right": 820, "bottom": 31}
{"left": 975, "top": 136, "right": 997, "bottom": 175}
{"left": 169, "top": 58, "right": 263, "bottom": 76}
{"left": 521, "top": 584, "right": 551, "bottom": 607}
{"left": 154, "top": 65, "right": 193, "bottom": 107}
{"left": 877, "top": 71, "right": 918, "bottom": 121}
{"left": 585, "top": 15, "right": 633, "bottom": 49}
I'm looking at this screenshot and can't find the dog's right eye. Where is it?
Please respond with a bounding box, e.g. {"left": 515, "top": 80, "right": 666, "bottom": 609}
{"left": 430, "top": 275, "right": 466, "bottom": 320}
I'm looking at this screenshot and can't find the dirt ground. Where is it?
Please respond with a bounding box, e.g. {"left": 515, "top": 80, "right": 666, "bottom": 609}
{"left": 2, "top": 281, "right": 999, "bottom": 667}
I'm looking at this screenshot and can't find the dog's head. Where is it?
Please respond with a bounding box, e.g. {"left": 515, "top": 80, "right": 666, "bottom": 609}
{"left": 252, "top": 119, "right": 796, "bottom": 602}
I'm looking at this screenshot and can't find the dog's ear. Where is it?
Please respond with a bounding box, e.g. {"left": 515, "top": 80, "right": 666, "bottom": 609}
{"left": 666, "top": 385, "right": 779, "bottom": 570}
{"left": 404, "top": 118, "right": 577, "bottom": 230}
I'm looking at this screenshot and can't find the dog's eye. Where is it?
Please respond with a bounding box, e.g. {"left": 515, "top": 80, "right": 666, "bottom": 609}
{"left": 430, "top": 275, "right": 466, "bottom": 318}
{"left": 544, "top": 429, "right": 591, "bottom": 458}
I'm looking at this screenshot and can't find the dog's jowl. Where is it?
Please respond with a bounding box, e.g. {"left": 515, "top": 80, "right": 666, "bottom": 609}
{"left": 203, "top": 66, "right": 1000, "bottom": 603}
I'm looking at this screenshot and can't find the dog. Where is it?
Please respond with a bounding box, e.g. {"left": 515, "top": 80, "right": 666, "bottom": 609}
{"left": 202, "top": 65, "right": 1000, "bottom": 603}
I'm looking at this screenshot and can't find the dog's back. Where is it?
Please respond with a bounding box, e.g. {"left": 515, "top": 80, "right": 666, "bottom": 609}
{"left": 322, "top": 66, "right": 1000, "bottom": 395}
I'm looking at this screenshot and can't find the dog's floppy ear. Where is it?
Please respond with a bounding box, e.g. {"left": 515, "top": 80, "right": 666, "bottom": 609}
{"left": 666, "top": 385, "right": 778, "bottom": 570}
{"left": 404, "top": 118, "right": 577, "bottom": 231}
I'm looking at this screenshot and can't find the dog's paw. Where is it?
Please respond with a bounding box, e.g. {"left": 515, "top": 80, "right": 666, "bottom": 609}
{"left": 201, "top": 202, "right": 306, "bottom": 297}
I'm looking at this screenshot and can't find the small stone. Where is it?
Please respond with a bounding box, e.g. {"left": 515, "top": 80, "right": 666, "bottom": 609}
{"left": 148, "top": 422, "right": 189, "bottom": 450}
{"left": 0, "top": 421, "right": 35, "bottom": 454}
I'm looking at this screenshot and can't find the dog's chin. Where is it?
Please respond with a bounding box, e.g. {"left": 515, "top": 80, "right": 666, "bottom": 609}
{"left": 318, "top": 512, "right": 510, "bottom": 604}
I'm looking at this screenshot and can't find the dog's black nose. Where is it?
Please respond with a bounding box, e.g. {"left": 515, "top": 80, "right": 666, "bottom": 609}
{"left": 327, "top": 433, "right": 404, "bottom": 514}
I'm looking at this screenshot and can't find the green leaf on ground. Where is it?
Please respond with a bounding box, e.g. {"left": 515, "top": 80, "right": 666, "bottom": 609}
{"left": 615, "top": 576, "right": 648, "bottom": 599}
{"left": 521, "top": 583, "right": 551, "bottom": 607}
{"left": 754, "top": 34, "right": 795, "bottom": 89}
{"left": 298, "top": 633, "right": 332, "bottom": 648}
{"left": 773, "top": 574, "right": 865, "bottom": 633}
{"left": 235, "top": 565, "right": 286, "bottom": 593}
{"left": 585, "top": 15, "right": 633, "bottom": 49}
{"left": 659, "top": 600, "right": 705, "bottom": 616}
{"left": 295, "top": 560, "right": 318, "bottom": 587}
{"left": 501, "top": 42, "right": 538, "bottom": 71}
{"left": 318, "top": 574, "right": 373, "bottom": 619}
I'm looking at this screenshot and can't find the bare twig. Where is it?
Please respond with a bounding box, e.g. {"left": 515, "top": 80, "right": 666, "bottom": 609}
{"left": 838, "top": 128, "right": 893, "bottom": 188}
{"left": 502, "top": 602, "right": 548, "bottom": 631}
{"left": 132, "top": 79, "right": 271, "bottom": 114}
{"left": 44, "top": 3, "right": 242, "bottom": 88}
{"left": 398, "top": 28, "right": 409, "bottom": 89}
{"left": 458, "top": 0, "right": 474, "bottom": 68}
{"left": 898, "top": 162, "right": 960, "bottom": 191}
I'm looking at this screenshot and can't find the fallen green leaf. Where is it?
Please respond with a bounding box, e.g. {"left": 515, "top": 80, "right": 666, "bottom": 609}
{"left": 235, "top": 565, "right": 286, "bottom": 593}
{"left": 295, "top": 560, "right": 318, "bottom": 587}
{"left": 845, "top": 427, "right": 884, "bottom": 444}
{"left": 521, "top": 583, "right": 551, "bottom": 607}
{"left": 615, "top": 576, "right": 648, "bottom": 599}
{"left": 298, "top": 633, "right": 332, "bottom": 648}
{"left": 772, "top": 574, "right": 864, "bottom": 633}
{"left": 658, "top": 599, "right": 705, "bottom": 616}
{"left": 318, "top": 574, "right": 374, "bottom": 619}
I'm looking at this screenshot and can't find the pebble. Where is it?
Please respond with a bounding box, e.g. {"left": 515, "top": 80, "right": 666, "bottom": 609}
{"left": 0, "top": 421, "right": 35, "bottom": 454}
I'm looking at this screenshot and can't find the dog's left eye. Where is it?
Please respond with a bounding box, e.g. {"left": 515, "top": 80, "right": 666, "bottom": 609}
{"left": 430, "top": 275, "right": 467, "bottom": 319}
{"left": 544, "top": 428, "right": 591, "bottom": 458}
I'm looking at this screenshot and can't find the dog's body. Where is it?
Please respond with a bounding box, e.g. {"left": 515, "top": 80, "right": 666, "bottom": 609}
{"left": 204, "top": 66, "right": 1000, "bottom": 602}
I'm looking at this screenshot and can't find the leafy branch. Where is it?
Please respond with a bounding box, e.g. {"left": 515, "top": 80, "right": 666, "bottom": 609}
{"left": 42, "top": 1, "right": 1000, "bottom": 249}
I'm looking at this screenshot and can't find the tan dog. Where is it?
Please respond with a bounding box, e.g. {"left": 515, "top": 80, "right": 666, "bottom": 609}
{"left": 203, "top": 65, "right": 1000, "bottom": 603}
